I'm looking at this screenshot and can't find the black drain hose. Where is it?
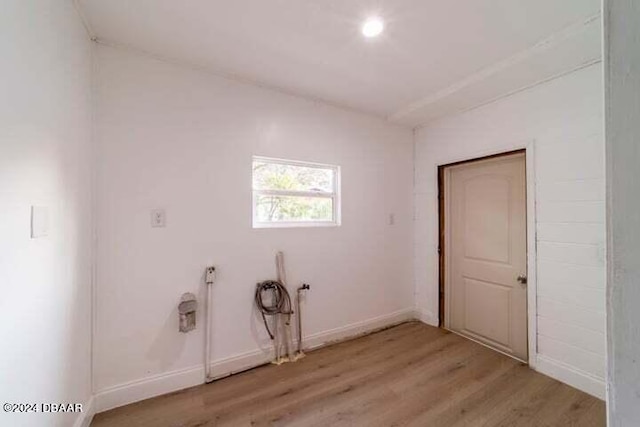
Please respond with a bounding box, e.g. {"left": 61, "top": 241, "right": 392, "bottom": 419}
{"left": 255, "top": 280, "right": 293, "bottom": 340}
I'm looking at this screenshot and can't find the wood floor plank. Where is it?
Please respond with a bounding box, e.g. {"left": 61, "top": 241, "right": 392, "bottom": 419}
{"left": 92, "top": 322, "right": 605, "bottom": 427}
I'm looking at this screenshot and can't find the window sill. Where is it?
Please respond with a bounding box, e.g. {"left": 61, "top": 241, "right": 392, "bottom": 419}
{"left": 253, "top": 221, "right": 340, "bottom": 229}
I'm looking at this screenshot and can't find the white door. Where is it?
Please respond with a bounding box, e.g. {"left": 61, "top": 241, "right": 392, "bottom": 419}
{"left": 444, "top": 152, "right": 528, "bottom": 361}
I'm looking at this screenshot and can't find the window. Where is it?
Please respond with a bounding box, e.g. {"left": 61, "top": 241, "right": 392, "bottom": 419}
{"left": 252, "top": 156, "right": 340, "bottom": 228}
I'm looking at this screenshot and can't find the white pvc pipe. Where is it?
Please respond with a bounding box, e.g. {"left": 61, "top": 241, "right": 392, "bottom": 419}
{"left": 205, "top": 267, "right": 215, "bottom": 383}
{"left": 276, "top": 252, "right": 294, "bottom": 361}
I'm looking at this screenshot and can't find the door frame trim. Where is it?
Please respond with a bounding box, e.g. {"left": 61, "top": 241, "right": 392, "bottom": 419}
{"left": 436, "top": 142, "right": 537, "bottom": 368}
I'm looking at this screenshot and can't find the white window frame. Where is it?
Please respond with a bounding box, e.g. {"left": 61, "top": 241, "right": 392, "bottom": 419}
{"left": 252, "top": 156, "right": 341, "bottom": 228}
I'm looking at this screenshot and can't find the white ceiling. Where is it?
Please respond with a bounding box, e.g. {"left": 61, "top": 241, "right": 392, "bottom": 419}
{"left": 78, "top": 0, "right": 601, "bottom": 127}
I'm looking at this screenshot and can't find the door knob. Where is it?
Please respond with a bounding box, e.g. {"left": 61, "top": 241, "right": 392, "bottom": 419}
{"left": 517, "top": 274, "right": 528, "bottom": 285}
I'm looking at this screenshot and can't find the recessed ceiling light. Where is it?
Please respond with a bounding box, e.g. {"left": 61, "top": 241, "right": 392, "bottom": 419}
{"left": 362, "top": 17, "right": 384, "bottom": 38}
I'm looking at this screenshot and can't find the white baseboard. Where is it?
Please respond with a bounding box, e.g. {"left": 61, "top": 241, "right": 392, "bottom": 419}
{"left": 73, "top": 396, "right": 95, "bottom": 427}
{"left": 95, "top": 365, "right": 205, "bottom": 413}
{"left": 208, "top": 347, "right": 272, "bottom": 380}
{"left": 414, "top": 308, "right": 439, "bottom": 327}
{"left": 304, "top": 307, "right": 415, "bottom": 350}
{"left": 535, "top": 354, "right": 606, "bottom": 400}
{"left": 95, "top": 307, "right": 415, "bottom": 413}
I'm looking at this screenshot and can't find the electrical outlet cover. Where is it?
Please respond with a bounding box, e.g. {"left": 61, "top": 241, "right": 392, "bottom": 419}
{"left": 151, "top": 209, "right": 166, "bottom": 228}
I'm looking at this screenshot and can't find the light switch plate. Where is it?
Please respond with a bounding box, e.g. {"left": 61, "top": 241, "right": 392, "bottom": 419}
{"left": 31, "top": 206, "right": 49, "bottom": 238}
{"left": 151, "top": 209, "right": 166, "bottom": 228}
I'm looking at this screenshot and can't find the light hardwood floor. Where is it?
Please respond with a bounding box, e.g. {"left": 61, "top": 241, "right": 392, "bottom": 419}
{"left": 92, "top": 322, "right": 605, "bottom": 426}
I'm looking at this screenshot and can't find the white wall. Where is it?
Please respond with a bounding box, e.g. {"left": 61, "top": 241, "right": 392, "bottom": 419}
{"left": 605, "top": 0, "right": 640, "bottom": 424}
{"left": 93, "top": 45, "right": 414, "bottom": 409}
{"left": 414, "top": 64, "right": 606, "bottom": 397}
{"left": 0, "top": 2, "right": 94, "bottom": 427}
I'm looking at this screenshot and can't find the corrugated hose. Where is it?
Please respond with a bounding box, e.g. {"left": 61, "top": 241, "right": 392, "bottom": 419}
{"left": 254, "top": 280, "right": 293, "bottom": 340}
